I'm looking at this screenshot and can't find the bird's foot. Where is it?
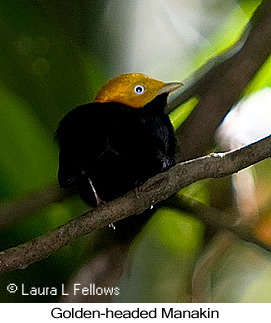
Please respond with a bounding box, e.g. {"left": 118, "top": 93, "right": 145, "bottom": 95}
{"left": 108, "top": 223, "right": 116, "bottom": 230}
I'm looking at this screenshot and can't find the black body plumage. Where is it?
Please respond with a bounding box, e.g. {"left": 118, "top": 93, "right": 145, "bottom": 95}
{"left": 56, "top": 93, "right": 176, "bottom": 207}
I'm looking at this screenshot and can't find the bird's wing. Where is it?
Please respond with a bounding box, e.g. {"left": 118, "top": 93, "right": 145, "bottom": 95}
{"left": 55, "top": 103, "right": 103, "bottom": 188}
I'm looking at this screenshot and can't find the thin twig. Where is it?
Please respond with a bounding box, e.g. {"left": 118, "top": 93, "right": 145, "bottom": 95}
{"left": 166, "top": 192, "right": 271, "bottom": 254}
{"left": 0, "top": 184, "right": 68, "bottom": 230}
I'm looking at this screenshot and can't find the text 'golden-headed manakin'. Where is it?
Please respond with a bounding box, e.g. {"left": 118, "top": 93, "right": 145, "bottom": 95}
{"left": 56, "top": 73, "right": 183, "bottom": 209}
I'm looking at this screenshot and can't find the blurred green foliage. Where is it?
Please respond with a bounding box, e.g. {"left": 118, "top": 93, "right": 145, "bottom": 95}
{"left": 115, "top": 209, "right": 204, "bottom": 302}
{"left": 0, "top": 0, "right": 105, "bottom": 302}
{"left": 1, "top": 0, "right": 271, "bottom": 304}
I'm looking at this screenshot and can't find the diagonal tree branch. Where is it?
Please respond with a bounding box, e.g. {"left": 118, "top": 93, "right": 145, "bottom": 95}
{"left": 175, "top": 0, "right": 271, "bottom": 161}
{"left": 165, "top": 194, "right": 271, "bottom": 253}
{"left": 1, "top": 1, "right": 270, "bottom": 228}
{"left": 0, "top": 184, "right": 68, "bottom": 230}
{"left": 0, "top": 134, "right": 271, "bottom": 273}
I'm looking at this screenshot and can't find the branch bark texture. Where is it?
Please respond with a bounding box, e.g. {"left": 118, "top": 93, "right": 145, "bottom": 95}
{"left": 0, "top": 135, "right": 271, "bottom": 273}
{"left": 1, "top": 1, "right": 270, "bottom": 228}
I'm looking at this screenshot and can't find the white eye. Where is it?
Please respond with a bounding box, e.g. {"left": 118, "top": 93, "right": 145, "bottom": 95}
{"left": 133, "top": 84, "right": 145, "bottom": 95}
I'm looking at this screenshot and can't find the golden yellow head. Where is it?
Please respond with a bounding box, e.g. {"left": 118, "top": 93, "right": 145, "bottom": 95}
{"left": 94, "top": 73, "right": 183, "bottom": 109}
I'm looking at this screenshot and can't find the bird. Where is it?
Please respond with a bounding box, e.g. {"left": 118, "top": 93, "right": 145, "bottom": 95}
{"left": 56, "top": 73, "right": 182, "bottom": 235}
